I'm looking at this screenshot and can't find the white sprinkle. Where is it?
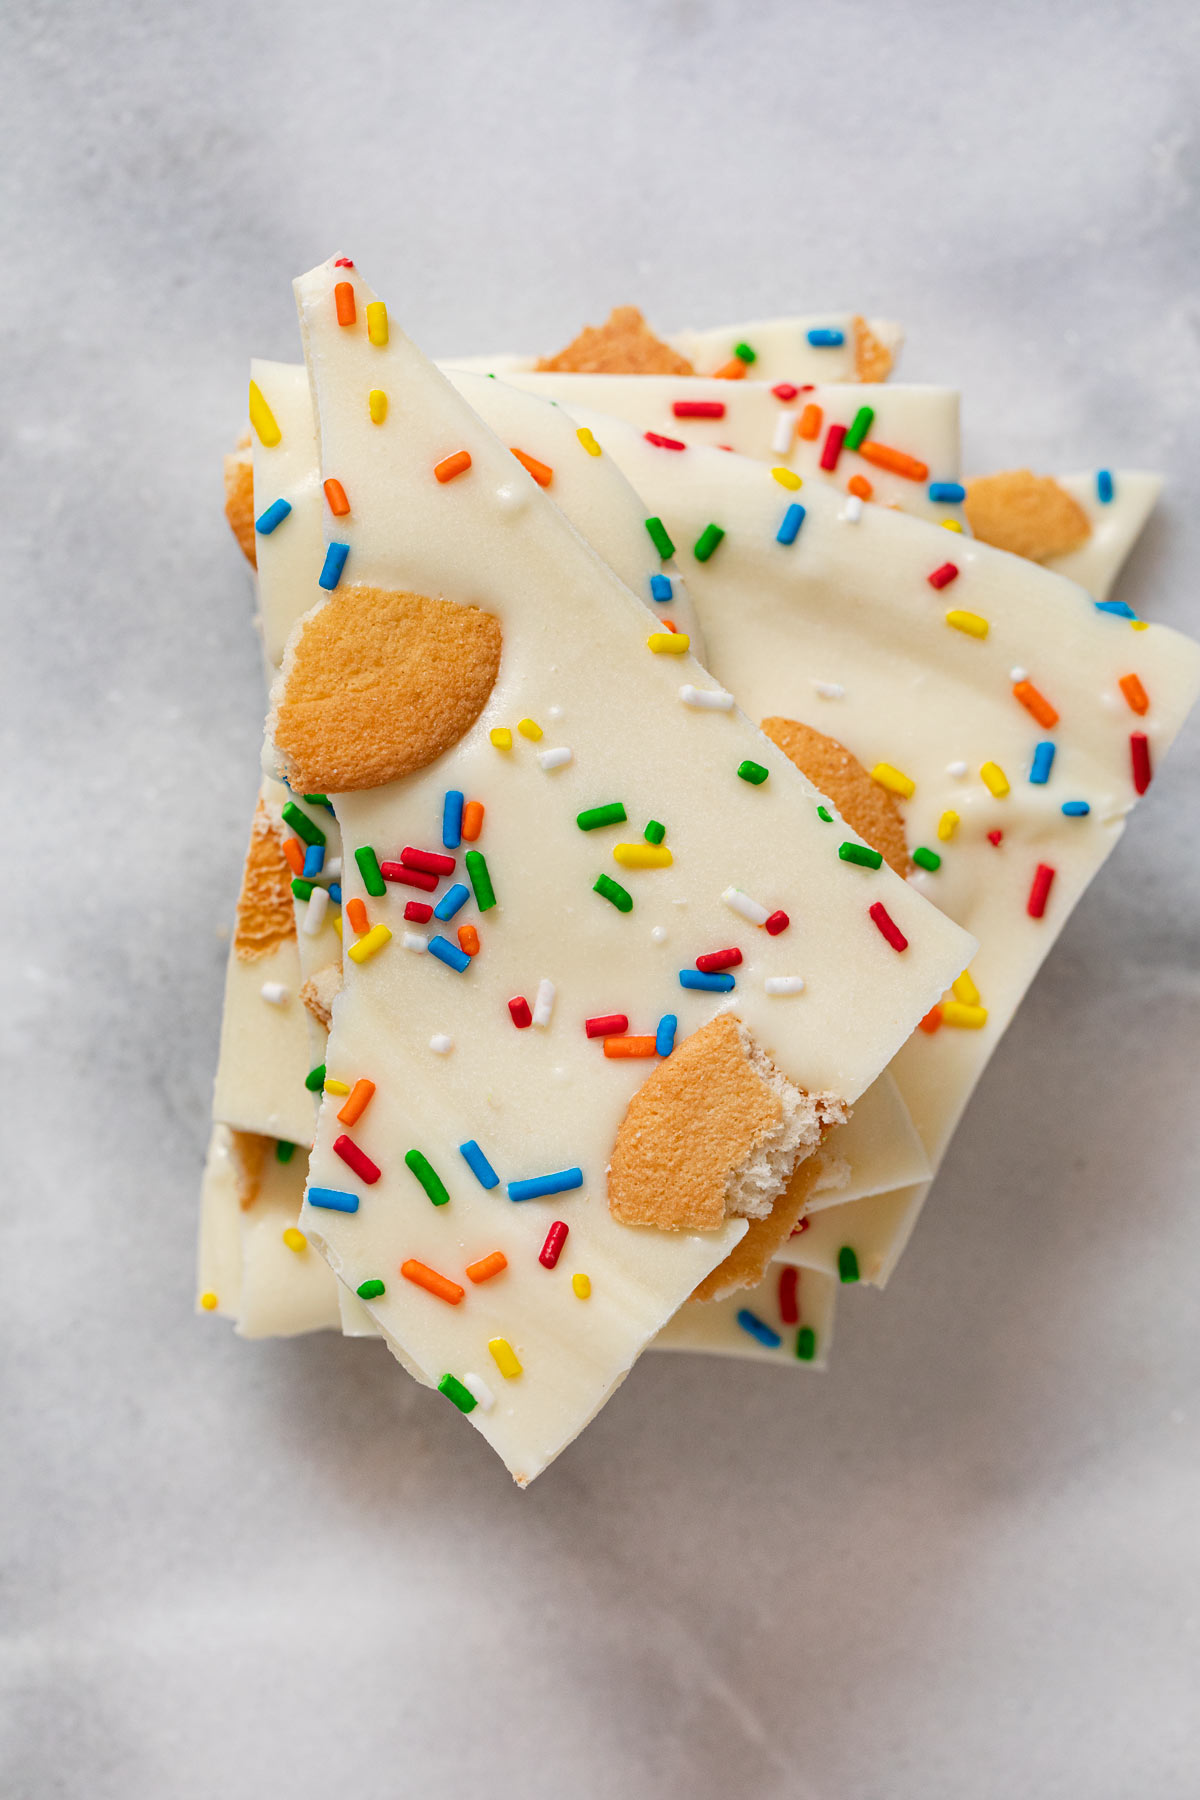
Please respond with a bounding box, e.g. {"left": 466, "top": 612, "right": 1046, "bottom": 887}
{"left": 532, "top": 979, "right": 556, "bottom": 1027}
{"left": 1010, "top": 666, "right": 1028, "bottom": 683}
{"left": 812, "top": 680, "right": 845, "bottom": 699}
{"left": 679, "top": 683, "right": 734, "bottom": 710}
{"left": 771, "top": 413, "right": 796, "bottom": 455}
{"left": 650, "top": 925, "right": 669, "bottom": 945}
{"left": 403, "top": 931, "right": 429, "bottom": 953}
{"left": 765, "top": 976, "right": 806, "bottom": 996}
{"left": 841, "top": 496, "right": 864, "bottom": 523}
{"left": 946, "top": 760, "right": 968, "bottom": 779}
{"left": 303, "top": 885, "right": 329, "bottom": 935}
{"left": 537, "top": 746, "right": 573, "bottom": 771}
{"left": 324, "top": 858, "right": 342, "bottom": 880}
{"left": 722, "top": 886, "right": 770, "bottom": 926}
{"left": 495, "top": 481, "right": 529, "bottom": 513}
{"left": 429, "top": 1033, "right": 454, "bottom": 1055}
{"left": 260, "top": 982, "right": 289, "bottom": 1006}
{"left": 462, "top": 1372, "right": 495, "bottom": 1411}
{"left": 547, "top": 704, "right": 563, "bottom": 720}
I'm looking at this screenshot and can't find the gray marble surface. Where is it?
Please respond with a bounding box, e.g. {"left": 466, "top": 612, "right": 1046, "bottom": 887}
{"left": 5, "top": 3, "right": 1200, "bottom": 1796}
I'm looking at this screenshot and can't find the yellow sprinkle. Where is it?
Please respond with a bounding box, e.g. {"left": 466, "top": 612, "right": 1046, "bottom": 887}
{"left": 613, "top": 843, "right": 673, "bottom": 869}
{"left": 366, "top": 301, "right": 389, "bottom": 346}
{"left": 941, "top": 1002, "right": 988, "bottom": 1029}
{"left": 490, "top": 726, "right": 513, "bottom": 750}
{"left": 647, "top": 632, "right": 690, "bottom": 654}
{"left": 1131, "top": 619, "right": 1149, "bottom": 631}
{"left": 980, "top": 760, "right": 1010, "bottom": 798}
{"left": 870, "top": 762, "right": 916, "bottom": 800}
{"left": 282, "top": 1228, "right": 307, "bottom": 1253}
{"left": 771, "top": 466, "right": 803, "bottom": 490}
{"left": 332, "top": 913, "right": 343, "bottom": 939}
{"left": 247, "top": 380, "right": 281, "bottom": 448}
{"left": 942, "top": 519, "right": 964, "bottom": 532}
{"left": 945, "top": 609, "right": 989, "bottom": 639}
{"left": 199, "top": 1291, "right": 218, "bottom": 1311}
{"left": 488, "top": 1337, "right": 523, "bottom": 1379}
{"left": 572, "top": 1272, "right": 591, "bottom": 1299}
{"left": 952, "top": 969, "right": 980, "bottom": 1006}
{"left": 323, "top": 1079, "right": 350, "bottom": 1096}
{"left": 368, "top": 388, "right": 388, "bottom": 424}
{"left": 937, "top": 809, "right": 959, "bottom": 841}
{"left": 347, "top": 923, "right": 392, "bottom": 964}
{"left": 576, "top": 426, "right": 601, "bottom": 457}
{"left": 517, "top": 718, "right": 543, "bottom": 741}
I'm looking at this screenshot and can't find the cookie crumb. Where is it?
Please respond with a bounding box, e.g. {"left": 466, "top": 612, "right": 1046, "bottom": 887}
{"left": 536, "top": 306, "right": 695, "bottom": 376}
{"left": 964, "top": 470, "right": 1092, "bottom": 563}
{"left": 234, "top": 798, "right": 296, "bottom": 960}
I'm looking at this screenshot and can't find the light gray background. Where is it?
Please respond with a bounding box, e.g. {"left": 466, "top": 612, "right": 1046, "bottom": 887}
{"left": 4, "top": 3, "right": 1199, "bottom": 1796}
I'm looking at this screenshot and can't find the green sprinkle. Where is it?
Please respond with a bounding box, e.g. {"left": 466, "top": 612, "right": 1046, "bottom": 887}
{"left": 577, "top": 802, "right": 627, "bottom": 831}
{"left": 303, "top": 793, "right": 335, "bottom": 812}
{"left": 405, "top": 1148, "right": 450, "bottom": 1206}
{"left": 644, "top": 516, "right": 675, "bottom": 560}
{"left": 643, "top": 819, "right": 666, "bottom": 845}
{"left": 843, "top": 405, "right": 875, "bottom": 452}
{"left": 912, "top": 846, "right": 942, "bottom": 872}
{"left": 354, "top": 845, "right": 387, "bottom": 897}
{"left": 275, "top": 1139, "right": 296, "bottom": 1164}
{"left": 838, "top": 1245, "right": 860, "bottom": 1284}
{"left": 282, "top": 801, "right": 325, "bottom": 847}
{"left": 839, "top": 841, "right": 883, "bottom": 869}
{"left": 304, "top": 1064, "right": 326, "bottom": 1092}
{"left": 357, "top": 1278, "right": 386, "bottom": 1300}
{"left": 817, "top": 805, "right": 833, "bottom": 823}
{"left": 733, "top": 341, "right": 757, "bottom": 365}
{"left": 693, "top": 522, "right": 725, "bottom": 563}
{"left": 464, "top": 849, "right": 496, "bottom": 911}
{"left": 796, "top": 1326, "right": 817, "bottom": 1361}
{"left": 594, "top": 873, "right": 633, "bottom": 913}
{"left": 291, "top": 877, "right": 314, "bottom": 902}
{"left": 438, "top": 1373, "right": 477, "bottom": 1414}
{"left": 737, "top": 760, "right": 769, "bottom": 786}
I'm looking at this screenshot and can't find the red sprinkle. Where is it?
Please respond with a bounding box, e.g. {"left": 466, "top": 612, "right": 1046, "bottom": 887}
{"left": 772, "top": 384, "right": 799, "bottom": 401}
{"left": 539, "top": 1222, "right": 569, "bottom": 1269}
{"left": 987, "top": 829, "right": 1004, "bottom": 846}
{"left": 789, "top": 1216, "right": 811, "bottom": 1237}
{"left": 869, "top": 901, "right": 908, "bottom": 952}
{"left": 928, "top": 562, "right": 959, "bottom": 590}
{"left": 401, "top": 846, "right": 456, "bottom": 876}
{"left": 764, "top": 909, "right": 790, "bottom": 936}
{"left": 695, "top": 947, "right": 742, "bottom": 973}
{"left": 819, "top": 422, "right": 847, "bottom": 471}
{"left": 508, "top": 997, "right": 533, "bottom": 1029}
{"left": 644, "top": 431, "right": 687, "bottom": 451}
{"left": 403, "top": 901, "right": 433, "bottom": 923}
{"left": 918, "top": 1005, "right": 944, "bottom": 1034}
{"left": 380, "top": 862, "right": 438, "bottom": 891}
{"left": 585, "top": 1013, "right": 629, "bottom": 1038}
{"left": 673, "top": 400, "right": 726, "bottom": 419}
{"left": 333, "top": 1134, "right": 380, "bottom": 1185}
{"left": 1027, "top": 863, "right": 1056, "bottom": 919}
{"left": 778, "top": 1265, "right": 800, "bottom": 1326}
{"left": 1130, "top": 731, "right": 1152, "bottom": 794}
{"left": 333, "top": 257, "right": 355, "bottom": 268}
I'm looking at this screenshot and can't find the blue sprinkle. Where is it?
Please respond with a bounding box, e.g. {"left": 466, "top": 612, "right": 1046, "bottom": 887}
{"left": 328, "top": 883, "right": 342, "bottom": 905}
{"left": 928, "top": 482, "right": 966, "bottom": 504}
{"left": 807, "top": 328, "right": 845, "bottom": 347}
{"left": 1095, "top": 599, "right": 1136, "bottom": 619}
{"left": 318, "top": 541, "right": 350, "bottom": 591}
{"left": 1029, "top": 741, "right": 1056, "bottom": 785}
{"left": 1062, "top": 800, "right": 1091, "bottom": 817}
{"left": 428, "top": 934, "right": 471, "bottom": 972}
{"left": 736, "top": 1309, "right": 782, "bottom": 1349}
{"left": 303, "top": 843, "right": 325, "bottom": 877}
{"left": 442, "top": 790, "right": 464, "bottom": 849}
{"left": 255, "top": 497, "right": 292, "bottom": 535}
{"left": 433, "top": 882, "right": 470, "bottom": 922}
{"left": 679, "top": 969, "right": 735, "bottom": 992}
{"left": 650, "top": 572, "right": 673, "bottom": 602}
{"left": 776, "top": 502, "right": 806, "bottom": 546}
{"left": 507, "top": 1168, "right": 584, "bottom": 1203}
{"left": 459, "top": 1139, "right": 500, "bottom": 1189}
{"left": 1097, "top": 469, "right": 1114, "bottom": 504}
{"left": 655, "top": 1013, "right": 678, "bottom": 1057}
{"left": 308, "top": 1187, "right": 359, "bottom": 1213}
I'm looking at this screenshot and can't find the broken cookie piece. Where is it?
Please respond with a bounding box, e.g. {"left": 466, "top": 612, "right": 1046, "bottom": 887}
{"left": 762, "top": 718, "right": 910, "bottom": 877}
{"left": 535, "top": 304, "right": 695, "bottom": 376}
{"left": 964, "top": 469, "right": 1091, "bottom": 563}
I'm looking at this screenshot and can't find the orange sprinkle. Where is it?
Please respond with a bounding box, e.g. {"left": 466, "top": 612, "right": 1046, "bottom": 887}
{"left": 457, "top": 924, "right": 480, "bottom": 957}
{"left": 434, "top": 450, "right": 472, "bottom": 483}
{"left": 337, "top": 1078, "right": 376, "bottom": 1126}
{"left": 1013, "top": 679, "right": 1059, "bottom": 729}
{"left": 713, "top": 358, "right": 747, "bottom": 380}
{"left": 282, "top": 837, "right": 305, "bottom": 877}
{"left": 334, "top": 281, "right": 356, "bottom": 327}
{"left": 461, "top": 800, "right": 485, "bottom": 841}
{"left": 401, "top": 1259, "right": 464, "bottom": 1306}
{"left": 603, "top": 1035, "right": 659, "bottom": 1058}
{"left": 918, "top": 1005, "right": 944, "bottom": 1035}
{"left": 856, "top": 441, "right": 929, "bottom": 481}
{"left": 798, "top": 403, "right": 823, "bottom": 441}
{"left": 323, "top": 477, "right": 350, "bottom": 517}
{"left": 465, "top": 1250, "right": 508, "bottom": 1284}
{"left": 511, "top": 447, "right": 553, "bottom": 487}
{"left": 1119, "top": 673, "right": 1150, "bottom": 715}
{"left": 847, "top": 474, "right": 873, "bottom": 500}
{"left": 346, "top": 897, "right": 369, "bottom": 935}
